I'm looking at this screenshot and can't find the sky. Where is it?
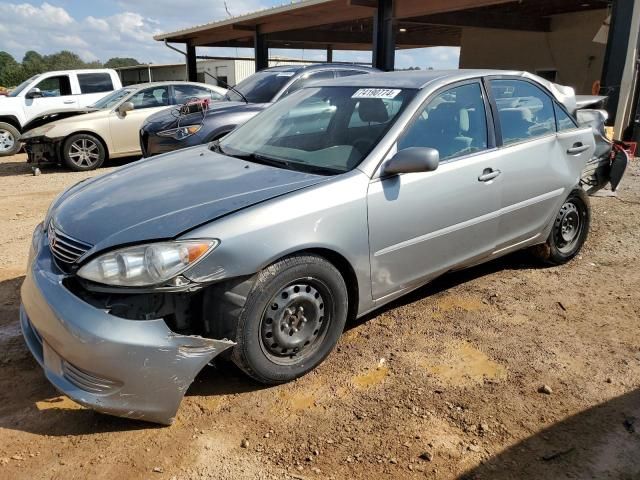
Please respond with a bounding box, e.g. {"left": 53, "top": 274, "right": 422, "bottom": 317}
{"left": 0, "top": 1, "right": 460, "bottom": 69}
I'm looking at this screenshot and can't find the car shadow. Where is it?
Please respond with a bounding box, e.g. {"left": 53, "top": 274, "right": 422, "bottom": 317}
{"left": 0, "top": 155, "right": 140, "bottom": 178}
{"left": 459, "top": 388, "right": 640, "bottom": 479}
{"left": 347, "top": 249, "right": 547, "bottom": 331}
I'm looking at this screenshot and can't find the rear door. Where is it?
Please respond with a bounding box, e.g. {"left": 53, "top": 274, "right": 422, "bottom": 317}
{"left": 76, "top": 72, "right": 115, "bottom": 106}
{"left": 22, "top": 73, "right": 77, "bottom": 122}
{"left": 109, "top": 85, "right": 171, "bottom": 155}
{"left": 486, "top": 78, "right": 592, "bottom": 251}
{"left": 367, "top": 80, "right": 501, "bottom": 301}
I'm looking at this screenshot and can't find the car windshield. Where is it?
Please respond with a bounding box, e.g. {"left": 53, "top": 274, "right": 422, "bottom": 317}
{"left": 8, "top": 75, "right": 40, "bottom": 97}
{"left": 218, "top": 86, "right": 417, "bottom": 175}
{"left": 225, "top": 70, "right": 300, "bottom": 103}
{"left": 91, "top": 88, "right": 135, "bottom": 109}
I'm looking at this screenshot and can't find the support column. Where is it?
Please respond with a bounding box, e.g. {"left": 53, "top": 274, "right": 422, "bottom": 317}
{"left": 372, "top": 0, "right": 395, "bottom": 71}
{"left": 255, "top": 30, "right": 269, "bottom": 71}
{"left": 186, "top": 44, "right": 197, "bottom": 82}
{"left": 327, "top": 45, "right": 333, "bottom": 63}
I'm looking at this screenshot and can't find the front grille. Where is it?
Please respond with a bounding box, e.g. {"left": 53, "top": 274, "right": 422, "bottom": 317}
{"left": 48, "top": 223, "right": 92, "bottom": 270}
{"left": 62, "top": 361, "right": 122, "bottom": 394}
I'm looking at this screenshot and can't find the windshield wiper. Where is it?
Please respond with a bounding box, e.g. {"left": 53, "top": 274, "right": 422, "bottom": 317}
{"left": 209, "top": 140, "right": 226, "bottom": 155}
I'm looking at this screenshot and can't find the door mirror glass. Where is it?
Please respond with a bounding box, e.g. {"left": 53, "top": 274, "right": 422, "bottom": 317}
{"left": 118, "top": 101, "right": 134, "bottom": 115}
{"left": 26, "top": 88, "right": 42, "bottom": 99}
{"left": 384, "top": 147, "right": 439, "bottom": 175}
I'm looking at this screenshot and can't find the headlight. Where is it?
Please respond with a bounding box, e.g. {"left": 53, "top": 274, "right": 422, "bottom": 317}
{"left": 21, "top": 124, "right": 56, "bottom": 139}
{"left": 77, "top": 240, "right": 218, "bottom": 287}
{"left": 157, "top": 124, "right": 202, "bottom": 140}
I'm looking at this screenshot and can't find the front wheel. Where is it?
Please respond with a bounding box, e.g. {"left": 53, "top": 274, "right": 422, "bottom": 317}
{"left": 62, "top": 133, "right": 106, "bottom": 171}
{"left": 532, "top": 189, "right": 590, "bottom": 265}
{"left": 0, "top": 122, "right": 21, "bottom": 157}
{"left": 230, "top": 255, "right": 349, "bottom": 384}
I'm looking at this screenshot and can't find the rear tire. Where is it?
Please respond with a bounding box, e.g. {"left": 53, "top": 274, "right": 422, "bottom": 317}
{"left": 532, "top": 189, "right": 590, "bottom": 265}
{"left": 62, "top": 133, "right": 106, "bottom": 171}
{"left": 229, "top": 255, "right": 349, "bottom": 384}
{"left": 0, "top": 122, "right": 21, "bottom": 157}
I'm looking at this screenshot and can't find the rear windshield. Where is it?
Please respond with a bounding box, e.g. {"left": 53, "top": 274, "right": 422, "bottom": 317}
{"left": 225, "top": 70, "right": 299, "bottom": 103}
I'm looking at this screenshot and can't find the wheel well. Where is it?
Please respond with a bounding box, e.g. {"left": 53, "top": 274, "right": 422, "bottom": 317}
{"left": 0, "top": 116, "right": 21, "bottom": 132}
{"left": 62, "top": 131, "right": 110, "bottom": 160}
{"left": 298, "top": 248, "right": 360, "bottom": 323}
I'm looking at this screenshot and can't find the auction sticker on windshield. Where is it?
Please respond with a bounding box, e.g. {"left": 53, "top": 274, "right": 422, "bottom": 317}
{"left": 352, "top": 88, "right": 401, "bottom": 99}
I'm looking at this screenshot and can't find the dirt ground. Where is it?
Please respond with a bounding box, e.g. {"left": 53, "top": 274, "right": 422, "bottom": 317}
{"left": 0, "top": 153, "right": 639, "bottom": 480}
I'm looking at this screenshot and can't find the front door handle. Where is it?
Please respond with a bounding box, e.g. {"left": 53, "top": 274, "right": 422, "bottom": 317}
{"left": 63, "top": 100, "right": 75, "bottom": 104}
{"left": 567, "top": 142, "right": 590, "bottom": 155}
{"left": 478, "top": 168, "right": 501, "bottom": 182}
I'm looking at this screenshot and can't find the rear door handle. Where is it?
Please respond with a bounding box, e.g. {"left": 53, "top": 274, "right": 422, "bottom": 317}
{"left": 478, "top": 168, "right": 501, "bottom": 182}
{"left": 63, "top": 100, "right": 75, "bottom": 104}
{"left": 567, "top": 143, "right": 590, "bottom": 155}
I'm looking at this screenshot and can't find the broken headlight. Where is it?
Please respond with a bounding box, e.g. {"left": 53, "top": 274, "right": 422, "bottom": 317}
{"left": 77, "top": 240, "right": 218, "bottom": 287}
{"left": 157, "top": 125, "right": 202, "bottom": 140}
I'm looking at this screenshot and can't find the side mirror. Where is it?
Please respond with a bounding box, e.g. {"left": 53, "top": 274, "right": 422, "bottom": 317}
{"left": 26, "top": 88, "right": 42, "bottom": 99}
{"left": 118, "top": 102, "right": 134, "bottom": 115}
{"left": 384, "top": 147, "right": 439, "bottom": 175}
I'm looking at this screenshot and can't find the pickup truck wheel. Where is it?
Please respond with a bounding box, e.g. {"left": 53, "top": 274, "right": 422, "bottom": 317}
{"left": 231, "top": 255, "right": 348, "bottom": 384}
{"left": 63, "top": 134, "right": 106, "bottom": 171}
{"left": 532, "top": 189, "right": 590, "bottom": 265}
{"left": 0, "top": 122, "right": 21, "bottom": 157}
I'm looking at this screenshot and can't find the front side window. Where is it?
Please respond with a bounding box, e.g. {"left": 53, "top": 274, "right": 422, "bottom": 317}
{"left": 554, "top": 102, "right": 578, "bottom": 132}
{"left": 219, "top": 86, "right": 417, "bottom": 174}
{"left": 399, "top": 82, "right": 488, "bottom": 161}
{"left": 336, "top": 69, "right": 369, "bottom": 78}
{"left": 129, "top": 87, "right": 169, "bottom": 109}
{"left": 174, "top": 84, "right": 222, "bottom": 104}
{"left": 490, "top": 79, "right": 556, "bottom": 145}
{"left": 78, "top": 73, "right": 113, "bottom": 94}
{"left": 34, "top": 75, "right": 72, "bottom": 97}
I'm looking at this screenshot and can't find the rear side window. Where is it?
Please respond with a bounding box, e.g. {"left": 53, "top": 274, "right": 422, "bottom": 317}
{"left": 34, "top": 75, "right": 72, "bottom": 97}
{"left": 78, "top": 73, "right": 114, "bottom": 94}
{"left": 399, "top": 82, "right": 488, "bottom": 161}
{"left": 174, "top": 84, "right": 222, "bottom": 104}
{"left": 554, "top": 102, "right": 578, "bottom": 131}
{"left": 490, "top": 79, "right": 556, "bottom": 145}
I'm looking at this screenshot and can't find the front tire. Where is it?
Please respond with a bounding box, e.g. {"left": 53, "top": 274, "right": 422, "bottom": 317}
{"left": 62, "top": 133, "right": 106, "bottom": 171}
{"left": 230, "top": 255, "right": 349, "bottom": 384}
{"left": 532, "top": 189, "right": 590, "bottom": 265}
{"left": 0, "top": 122, "right": 21, "bottom": 157}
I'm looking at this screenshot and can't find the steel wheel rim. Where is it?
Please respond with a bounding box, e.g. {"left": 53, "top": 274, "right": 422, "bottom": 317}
{"left": 68, "top": 138, "right": 100, "bottom": 167}
{"left": 0, "top": 129, "right": 15, "bottom": 153}
{"left": 554, "top": 201, "right": 583, "bottom": 254}
{"left": 259, "top": 279, "right": 332, "bottom": 365}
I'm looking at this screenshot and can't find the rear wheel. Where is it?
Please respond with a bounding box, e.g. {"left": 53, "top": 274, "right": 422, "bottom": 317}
{"left": 62, "top": 133, "right": 106, "bottom": 171}
{"left": 230, "top": 255, "right": 349, "bottom": 384}
{"left": 532, "top": 189, "right": 590, "bottom": 265}
{"left": 0, "top": 122, "right": 21, "bottom": 157}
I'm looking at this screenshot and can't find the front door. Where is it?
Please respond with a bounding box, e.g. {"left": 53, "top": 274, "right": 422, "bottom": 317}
{"left": 367, "top": 81, "right": 502, "bottom": 301}
{"left": 109, "top": 86, "right": 170, "bottom": 155}
{"left": 23, "top": 74, "right": 77, "bottom": 122}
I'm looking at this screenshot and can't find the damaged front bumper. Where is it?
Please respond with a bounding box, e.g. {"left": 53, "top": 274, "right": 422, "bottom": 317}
{"left": 24, "top": 137, "right": 62, "bottom": 165}
{"left": 20, "top": 225, "right": 235, "bottom": 425}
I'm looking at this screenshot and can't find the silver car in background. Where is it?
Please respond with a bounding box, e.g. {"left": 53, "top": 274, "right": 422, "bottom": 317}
{"left": 21, "top": 70, "right": 595, "bottom": 424}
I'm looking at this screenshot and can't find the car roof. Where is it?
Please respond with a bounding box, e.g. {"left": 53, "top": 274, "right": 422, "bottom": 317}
{"left": 124, "top": 81, "right": 221, "bottom": 90}
{"left": 263, "top": 63, "right": 376, "bottom": 73}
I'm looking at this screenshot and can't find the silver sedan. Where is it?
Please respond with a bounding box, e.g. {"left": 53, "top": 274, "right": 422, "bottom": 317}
{"left": 21, "top": 70, "right": 595, "bottom": 424}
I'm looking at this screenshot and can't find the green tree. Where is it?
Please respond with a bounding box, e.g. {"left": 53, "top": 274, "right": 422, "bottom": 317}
{"left": 43, "top": 50, "right": 87, "bottom": 71}
{"left": 0, "top": 51, "right": 19, "bottom": 85}
{"left": 22, "top": 50, "right": 45, "bottom": 76}
{"left": 104, "top": 57, "right": 140, "bottom": 69}
{"left": 1, "top": 63, "right": 27, "bottom": 87}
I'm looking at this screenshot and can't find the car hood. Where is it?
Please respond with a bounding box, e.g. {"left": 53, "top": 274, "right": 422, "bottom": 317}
{"left": 23, "top": 107, "right": 101, "bottom": 131}
{"left": 144, "top": 101, "right": 269, "bottom": 131}
{"left": 51, "top": 145, "right": 328, "bottom": 253}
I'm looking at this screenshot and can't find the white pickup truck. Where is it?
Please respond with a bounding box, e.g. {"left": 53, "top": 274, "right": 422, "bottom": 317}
{"left": 0, "top": 69, "right": 122, "bottom": 156}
